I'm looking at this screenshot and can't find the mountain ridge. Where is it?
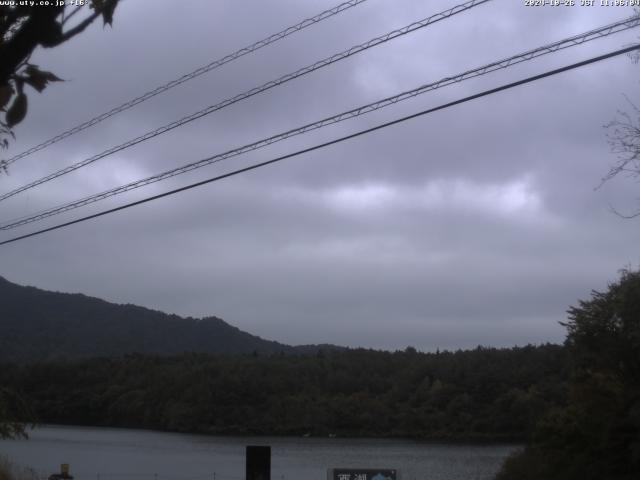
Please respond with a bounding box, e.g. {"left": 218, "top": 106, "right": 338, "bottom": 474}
{"left": 0, "top": 275, "right": 340, "bottom": 362}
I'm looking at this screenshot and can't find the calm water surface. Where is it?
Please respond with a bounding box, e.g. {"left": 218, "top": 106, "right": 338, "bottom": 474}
{"left": 0, "top": 425, "right": 518, "bottom": 480}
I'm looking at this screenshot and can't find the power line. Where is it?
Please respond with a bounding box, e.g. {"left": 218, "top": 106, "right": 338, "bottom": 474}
{"left": 2, "top": 14, "right": 638, "bottom": 231}
{"left": 1, "top": 44, "right": 637, "bottom": 247}
{"left": 0, "top": 0, "right": 492, "bottom": 203}
{"left": 1, "top": 0, "right": 370, "bottom": 167}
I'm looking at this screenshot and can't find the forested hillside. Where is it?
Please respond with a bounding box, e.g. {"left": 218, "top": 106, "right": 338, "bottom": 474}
{"left": 0, "top": 345, "right": 567, "bottom": 440}
{"left": 0, "top": 276, "right": 334, "bottom": 361}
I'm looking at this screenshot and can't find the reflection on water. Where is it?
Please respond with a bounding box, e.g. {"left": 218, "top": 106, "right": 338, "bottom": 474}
{"left": 0, "top": 425, "right": 518, "bottom": 480}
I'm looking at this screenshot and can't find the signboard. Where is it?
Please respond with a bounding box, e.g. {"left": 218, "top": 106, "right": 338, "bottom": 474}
{"left": 329, "top": 469, "right": 397, "bottom": 480}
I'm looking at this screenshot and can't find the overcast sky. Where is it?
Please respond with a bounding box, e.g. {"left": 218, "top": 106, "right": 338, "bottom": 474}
{"left": 1, "top": 0, "right": 639, "bottom": 350}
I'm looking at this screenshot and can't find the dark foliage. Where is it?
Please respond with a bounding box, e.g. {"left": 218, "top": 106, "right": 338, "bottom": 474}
{"left": 0, "top": 387, "right": 34, "bottom": 439}
{"left": 0, "top": 1, "right": 120, "bottom": 155}
{"left": 496, "top": 269, "right": 640, "bottom": 480}
{"left": 0, "top": 344, "right": 567, "bottom": 441}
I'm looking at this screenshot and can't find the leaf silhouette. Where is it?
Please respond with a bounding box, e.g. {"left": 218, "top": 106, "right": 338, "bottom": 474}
{"left": 6, "top": 93, "right": 27, "bottom": 128}
{"left": 23, "top": 66, "right": 63, "bottom": 92}
{"left": 0, "top": 84, "right": 13, "bottom": 110}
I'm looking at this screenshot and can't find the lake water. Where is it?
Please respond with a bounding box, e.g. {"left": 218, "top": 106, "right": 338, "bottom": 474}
{"left": 1, "top": 426, "right": 518, "bottom": 480}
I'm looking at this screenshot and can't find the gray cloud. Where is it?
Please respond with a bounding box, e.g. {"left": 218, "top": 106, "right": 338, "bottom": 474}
{"left": 1, "top": 0, "right": 639, "bottom": 350}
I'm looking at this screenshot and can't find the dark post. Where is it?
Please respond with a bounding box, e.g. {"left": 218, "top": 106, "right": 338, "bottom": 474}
{"left": 246, "top": 445, "right": 271, "bottom": 480}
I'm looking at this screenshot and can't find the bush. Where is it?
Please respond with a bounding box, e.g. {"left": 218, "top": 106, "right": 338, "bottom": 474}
{"left": 0, "top": 457, "right": 40, "bottom": 480}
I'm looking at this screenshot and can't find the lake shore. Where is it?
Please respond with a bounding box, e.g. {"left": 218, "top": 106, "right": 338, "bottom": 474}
{"left": 2, "top": 424, "right": 518, "bottom": 480}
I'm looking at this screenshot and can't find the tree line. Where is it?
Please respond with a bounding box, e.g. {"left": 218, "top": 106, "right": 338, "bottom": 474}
{"left": 0, "top": 343, "right": 566, "bottom": 441}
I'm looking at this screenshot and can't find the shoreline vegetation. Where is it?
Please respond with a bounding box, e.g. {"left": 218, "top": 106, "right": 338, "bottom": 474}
{"left": 1, "top": 344, "right": 567, "bottom": 442}
{"left": 18, "top": 422, "right": 529, "bottom": 445}
{"left": 0, "top": 457, "right": 39, "bottom": 480}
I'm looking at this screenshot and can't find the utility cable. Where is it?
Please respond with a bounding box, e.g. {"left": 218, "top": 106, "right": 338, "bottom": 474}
{"left": 1, "top": 0, "right": 370, "bottom": 167}
{"left": 1, "top": 44, "right": 637, "bottom": 247}
{"left": 0, "top": 0, "right": 492, "bottom": 203}
{"left": 1, "top": 14, "right": 637, "bottom": 231}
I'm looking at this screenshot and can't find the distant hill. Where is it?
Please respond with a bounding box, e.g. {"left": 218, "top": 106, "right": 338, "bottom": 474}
{"left": 0, "top": 276, "right": 338, "bottom": 362}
